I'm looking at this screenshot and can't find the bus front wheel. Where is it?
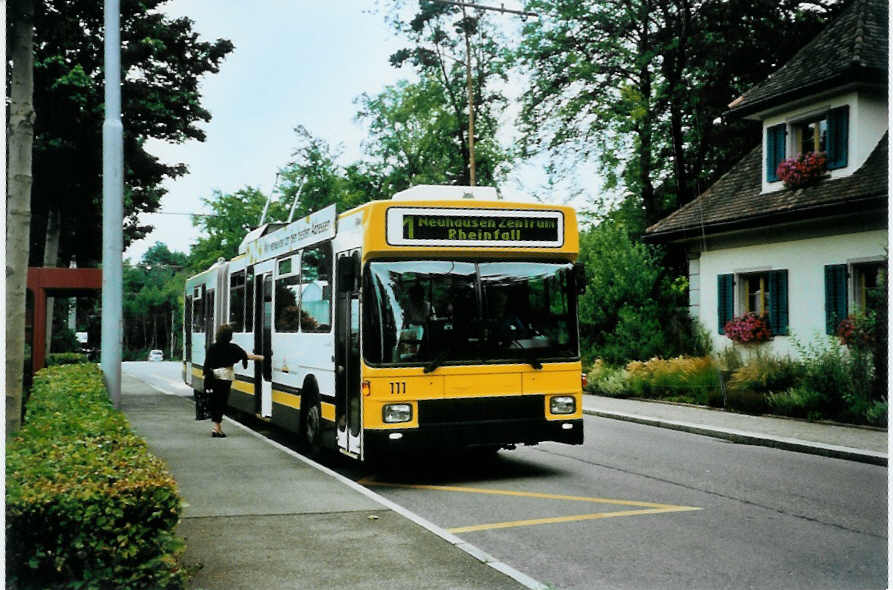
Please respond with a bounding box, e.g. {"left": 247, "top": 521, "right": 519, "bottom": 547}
{"left": 301, "top": 396, "right": 321, "bottom": 455}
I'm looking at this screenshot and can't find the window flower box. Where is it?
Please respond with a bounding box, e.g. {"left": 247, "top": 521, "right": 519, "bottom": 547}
{"left": 723, "top": 312, "right": 773, "bottom": 344}
{"left": 775, "top": 152, "right": 828, "bottom": 189}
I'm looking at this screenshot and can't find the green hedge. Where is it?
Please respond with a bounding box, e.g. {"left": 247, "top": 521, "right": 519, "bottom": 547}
{"left": 46, "top": 352, "right": 89, "bottom": 366}
{"left": 6, "top": 364, "right": 187, "bottom": 589}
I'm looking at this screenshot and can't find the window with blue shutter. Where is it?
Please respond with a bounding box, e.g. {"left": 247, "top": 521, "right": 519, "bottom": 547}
{"left": 717, "top": 274, "right": 734, "bottom": 334}
{"left": 827, "top": 105, "right": 849, "bottom": 170}
{"left": 768, "top": 270, "right": 789, "bottom": 335}
{"left": 824, "top": 264, "right": 848, "bottom": 334}
{"left": 766, "top": 123, "right": 786, "bottom": 182}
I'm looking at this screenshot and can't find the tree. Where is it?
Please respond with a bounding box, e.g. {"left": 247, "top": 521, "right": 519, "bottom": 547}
{"left": 122, "top": 243, "right": 189, "bottom": 359}
{"left": 189, "top": 187, "right": 290, "bottom": 272}
{"left": 28, "top": 0, "right": 233, "bottom": 267}
{"left": 577, "top": 220, "right": 705, "bottom": 364}
{"left": 518, "top": 0, "right": 839, "bottom": 228}
{"left": 385, "top": 0, "right": 513, "bottom": 186}
{"left": 7, "top": 0, "right": 36, "bottom": 435}
{"left": 276, "top": 126, "right": 361, "bottom": 221}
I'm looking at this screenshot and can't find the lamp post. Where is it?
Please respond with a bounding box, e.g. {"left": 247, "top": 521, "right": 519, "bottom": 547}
{"left": 102, "top": 0, "right": 123, "bottom": 407}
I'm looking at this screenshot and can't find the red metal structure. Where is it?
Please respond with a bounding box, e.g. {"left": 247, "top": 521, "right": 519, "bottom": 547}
{"left": 27, "top": 267, "right": 102, "bottom": 373}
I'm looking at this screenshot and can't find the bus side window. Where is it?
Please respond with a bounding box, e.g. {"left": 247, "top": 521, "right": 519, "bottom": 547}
{"left": 245, "top": 270, "right": 254, "bottom": 332}
{"left": 193, "top": 295, "right": 204, "bottom": 333}
{"left": 229, "top": 270, "right": 245, "bottom": 331}
{"left": 275, "top": 255, "right": 301, "bottom": 333}
{"left": 300, "top": 244, "right": 332, "bottom": 332}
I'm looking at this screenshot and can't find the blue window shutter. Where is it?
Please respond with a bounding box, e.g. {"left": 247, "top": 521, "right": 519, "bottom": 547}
{"left": 824, "top": 264, "right": 848, "bottom": 334}
{"left": 766, "top": 124, "right": 786, "bottom": 182}
{"left": 768, "top": 270, "right": 789, "bottom": 336}
{"left": 827, "top": 106, "right": 849, "bottom": 170}
{"left": 717, "top": 274, "right": 734, "bottom": 334}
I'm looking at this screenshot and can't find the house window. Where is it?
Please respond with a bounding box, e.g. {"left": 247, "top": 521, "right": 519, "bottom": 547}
{"left": 766, "top": 105, "right": 849, "bottom": 182}
{"left": 718, "top": 270, "right": 788, "bottom": 335}
{"left": 742, "top": 273, "right": 769, "bottom": 315}
{"left": 794, "top": 117, "right": 827, "bottom": 155}
{"left": 825, "top": 261, "right": 887, "bottom": 334}
{"left": 853, "top": 262, "right": 886, "bottom": 312}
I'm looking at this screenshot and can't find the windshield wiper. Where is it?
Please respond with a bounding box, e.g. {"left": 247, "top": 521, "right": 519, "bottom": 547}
{"left": 423, "top": 348, "right": 450, "bottom": 374}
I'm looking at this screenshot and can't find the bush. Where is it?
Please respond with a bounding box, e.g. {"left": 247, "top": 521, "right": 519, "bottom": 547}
{"left": 623, "top": 356, "right": 720, "bottom": 404}
{"left": 46, "top": 352, "right": 89, "bottom": 366}
{"left": 865, "top": 400, "right": 887, "bottom": 427}
{"left": 728, "top": 353, "right": 802, "bottom": 394}
{"left": 6, "top": 364, "right": 187, "bottom": 589}
{"left": 793, "top": 336, "right": 873, "bottom": 420}
{"left": 585, "top": 360, "right": 628, "bottom": 397}
{"left": 50, "top": 327, "right": 81, "bottom": 354}
{"left": 767, "top": 386, "right": 830, "bottom": 420}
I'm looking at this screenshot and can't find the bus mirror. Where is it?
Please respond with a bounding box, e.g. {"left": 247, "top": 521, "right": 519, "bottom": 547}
{"left": 338, "top": 252, "right": 361, "bottom": 293}
{"left": 338, "top": 260, "right": 355, "bottom": 293}
{"left": 573, "top": 262, "right": 587, "bottom": 294}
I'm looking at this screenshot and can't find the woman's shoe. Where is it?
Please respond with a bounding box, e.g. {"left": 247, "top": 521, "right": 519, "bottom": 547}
{"left": 211, "top": 431, "right": 227, "bottom": 438}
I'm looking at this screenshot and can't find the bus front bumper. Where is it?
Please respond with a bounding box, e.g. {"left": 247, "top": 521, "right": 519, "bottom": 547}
{"left": 364, "top": 418, "right": 583, "bottom": 456}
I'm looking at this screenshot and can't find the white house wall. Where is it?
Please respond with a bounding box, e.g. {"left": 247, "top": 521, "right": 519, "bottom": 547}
{"left": 696, "top": 228, "right": 887, "bottom": 358}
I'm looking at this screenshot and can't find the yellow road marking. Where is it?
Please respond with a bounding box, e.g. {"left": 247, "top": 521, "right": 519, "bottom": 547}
{"left": 358, "top": 478, "right": 701, "bottom": 533}
{"left": 447, "top": 506, "right": 700, "bottom": 533}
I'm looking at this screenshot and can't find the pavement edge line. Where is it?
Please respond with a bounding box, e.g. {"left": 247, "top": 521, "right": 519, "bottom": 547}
{"left": 585, "top": 409, "right": 887, "bottom": 466}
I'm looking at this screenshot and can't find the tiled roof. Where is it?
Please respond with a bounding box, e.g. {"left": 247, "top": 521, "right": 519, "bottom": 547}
{"left": 645, "top": 133, "right": 888, "bottom": 241}
{"left": 727, "top": 0, "right": 888, "bottom": 117}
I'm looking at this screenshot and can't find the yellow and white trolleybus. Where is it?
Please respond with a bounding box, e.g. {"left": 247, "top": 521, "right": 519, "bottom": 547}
{"left": 184, "top": 185, "right": 585, "bottom": 460}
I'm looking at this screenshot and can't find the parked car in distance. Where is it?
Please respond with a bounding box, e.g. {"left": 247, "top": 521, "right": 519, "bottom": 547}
{"left": 148, "top": 350, "right": 164, "bottom": 362}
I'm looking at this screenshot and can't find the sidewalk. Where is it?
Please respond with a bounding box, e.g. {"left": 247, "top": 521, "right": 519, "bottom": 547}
{"left": 119, "top": 372, "right": 536, "bottom": 590}
{"left": 583, "top": 394, "right": 888, "bottom": 466}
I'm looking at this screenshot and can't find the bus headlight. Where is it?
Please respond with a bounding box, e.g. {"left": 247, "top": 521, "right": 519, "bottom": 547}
{"left": 383, "top": 403, "right": 413, "bottom": 423}
{"left": 550, "top": 396, "right": 575, "bottom": 415}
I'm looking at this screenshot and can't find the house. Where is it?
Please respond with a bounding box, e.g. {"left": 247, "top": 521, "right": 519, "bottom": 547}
{"left": 645, "top": 0, "right": 888, "bottom": 357}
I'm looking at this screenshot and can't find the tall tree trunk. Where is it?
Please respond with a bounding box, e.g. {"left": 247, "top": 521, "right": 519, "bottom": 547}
{"left": 6, "top": 0, "right": 35, "bottom": 436}
{"left": 43, "top": 206, "right": 61, "bottom": 356}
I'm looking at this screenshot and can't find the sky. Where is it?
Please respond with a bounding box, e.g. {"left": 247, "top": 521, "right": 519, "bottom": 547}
{"left": 124, "top": 0, "right": 598, "bottom": 263}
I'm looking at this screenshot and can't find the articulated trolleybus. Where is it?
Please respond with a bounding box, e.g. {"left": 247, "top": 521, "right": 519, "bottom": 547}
{"left": 184, "top": 185, "right": 585, "bottom": 461}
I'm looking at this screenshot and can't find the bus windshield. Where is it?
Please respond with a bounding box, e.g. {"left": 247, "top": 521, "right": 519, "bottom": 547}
{"left": 363, "top": 260, "right": 579, "bottom": 368}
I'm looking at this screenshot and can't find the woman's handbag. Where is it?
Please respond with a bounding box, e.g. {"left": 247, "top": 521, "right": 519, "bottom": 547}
{"left": 212, "top": 366, "right": 234, "bottom": 381}
{"left": 194, "top": 387, "right": 211, "bottom": 420}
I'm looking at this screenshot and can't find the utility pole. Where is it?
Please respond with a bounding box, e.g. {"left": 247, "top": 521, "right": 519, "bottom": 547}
{"left": 431, "top": 1, "right": 537, "bottom": 186}
{"left": 102, "top": 0, "right": 123, "bottom": 408}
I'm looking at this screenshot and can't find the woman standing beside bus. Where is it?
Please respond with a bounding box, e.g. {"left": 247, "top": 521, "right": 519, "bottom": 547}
{"left": 203, "top": 324, "right": 264, "bottom": 438}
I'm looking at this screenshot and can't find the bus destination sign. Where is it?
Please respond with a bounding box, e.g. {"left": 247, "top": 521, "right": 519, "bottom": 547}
{"left": 386, "top": 207, "right": 564, "bottom": 248}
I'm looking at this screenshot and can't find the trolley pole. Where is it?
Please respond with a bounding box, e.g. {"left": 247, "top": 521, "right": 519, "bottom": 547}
{"left": 101, "top": 0, "right": 123, "bottom": 408}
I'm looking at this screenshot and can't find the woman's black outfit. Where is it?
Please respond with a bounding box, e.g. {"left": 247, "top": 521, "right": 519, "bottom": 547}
{"left": 203, "top": 342, "right": 249, "bottom": 423}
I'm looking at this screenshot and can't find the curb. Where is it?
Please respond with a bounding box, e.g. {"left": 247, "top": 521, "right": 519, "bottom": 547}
{"left": 584, "top": 409, "right": 888, "bottom": 467}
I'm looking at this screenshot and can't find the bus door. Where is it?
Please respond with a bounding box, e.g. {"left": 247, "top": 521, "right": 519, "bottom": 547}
{"left": 335, "top": 250, "right": 362, "bottom": 457}
{"left": 253, "top": 262, "right": 274, "bottom": 418}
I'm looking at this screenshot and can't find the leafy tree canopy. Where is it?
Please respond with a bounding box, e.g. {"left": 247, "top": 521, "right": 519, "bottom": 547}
{"left": 518, "top": 0, "right": 839, "bottom": 228}
{"left": 384, "top": 0, "right": 514, "bottom": 186}
{"left": 189, "top": 187, "right": 289, "bottom": 272}
{"left": 26, "top": 0, "right": 233, "bottom": 266}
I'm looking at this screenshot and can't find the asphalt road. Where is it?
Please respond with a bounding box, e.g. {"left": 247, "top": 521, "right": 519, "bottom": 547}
{"left": 127, "top": 362, "right": 888, "bottom": 590}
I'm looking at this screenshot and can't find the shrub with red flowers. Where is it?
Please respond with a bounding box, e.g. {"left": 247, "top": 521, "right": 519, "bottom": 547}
{"left": 724, "top": 312, "right": 773, "bottom": 344}
{"left": 776, "top": 152, "right": 827, "bottom": 188}
{"left": 836, "top": 313, "right": 875, "bottom": 350}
